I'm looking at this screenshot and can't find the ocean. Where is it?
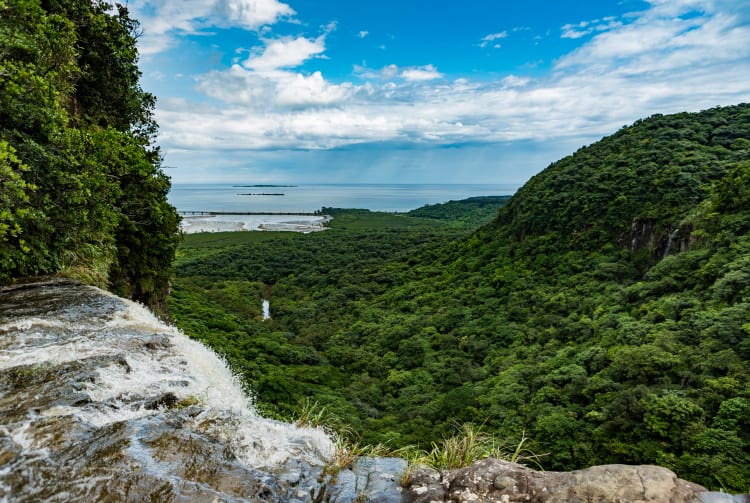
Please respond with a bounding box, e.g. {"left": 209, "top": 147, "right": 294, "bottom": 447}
{"left": 168, "top": 183, "right": 519, "bottom": 214}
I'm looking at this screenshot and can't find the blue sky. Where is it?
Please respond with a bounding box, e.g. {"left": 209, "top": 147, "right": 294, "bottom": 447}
{"left": 128, "top": 0, "right": 750, "bottom": 184}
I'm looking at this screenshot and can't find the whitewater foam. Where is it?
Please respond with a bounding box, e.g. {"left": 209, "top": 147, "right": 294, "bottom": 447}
{"left": 0, "top": 281, "right": 334, "bottom": 501}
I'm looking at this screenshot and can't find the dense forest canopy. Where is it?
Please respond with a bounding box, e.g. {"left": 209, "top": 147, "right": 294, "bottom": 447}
{"left": 0, "top": 0, "right": 179, "bottom": 311}
{"left": 170, "top": 105, "right": 750, "bottom": 492}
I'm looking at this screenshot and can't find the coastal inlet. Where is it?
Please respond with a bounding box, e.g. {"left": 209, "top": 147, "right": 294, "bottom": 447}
{"left": 178, "top": 213, "right": 332, "bottom": 234}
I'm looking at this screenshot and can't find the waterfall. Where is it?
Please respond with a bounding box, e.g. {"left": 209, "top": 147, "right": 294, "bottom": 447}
{"left": 0, "top": 281, "right": 333, "bottom": 501}
{"left": 262, "top": 299, "right": 271, "bottom": 320}
{"left": 663, "top": 228, "right": 679, "bottom": 258}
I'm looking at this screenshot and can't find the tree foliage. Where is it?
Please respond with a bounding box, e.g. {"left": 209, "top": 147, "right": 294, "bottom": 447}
{"left": 170, "top": 105, "right": 750, "bottom": 491}
{"left": 0, "top": 0, "right": 179, "bottom": 310}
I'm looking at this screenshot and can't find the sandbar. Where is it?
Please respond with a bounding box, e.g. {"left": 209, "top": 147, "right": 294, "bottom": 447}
{"left": 181, "top": 214, "right": 331, "bottom": 234}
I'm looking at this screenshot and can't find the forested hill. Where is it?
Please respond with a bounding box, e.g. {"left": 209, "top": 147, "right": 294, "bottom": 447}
{"left": 0, "top": 0, "right": 180, "bottom": 312}
{"left": 445, "top": 103, "right": 750, "bottom": 488}
{"left": 487, "top": 105, "right": 750, "bottom": 258}
{"left": 170, "top": 104, "right": 750, "bottom": 493}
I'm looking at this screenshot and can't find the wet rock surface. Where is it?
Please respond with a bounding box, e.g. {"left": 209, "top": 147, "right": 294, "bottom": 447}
{"left": 0, "top": 281, "right": 335, "bottom": 502}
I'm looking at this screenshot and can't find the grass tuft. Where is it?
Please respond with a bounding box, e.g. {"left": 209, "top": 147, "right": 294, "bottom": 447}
{"left": 292, "top": 404, "right": 545, "bottom": 481}
{"left": 396, "top": 424, "right": 546, "bottom": 473}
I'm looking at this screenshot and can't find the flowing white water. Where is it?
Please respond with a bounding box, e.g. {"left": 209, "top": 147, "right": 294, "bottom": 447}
{"left": 663, "top": 227, "right": 680, "bottom": 258}
{"left": 0, "top": 282, "right": 334, "bottom": 501}
{"left": 262, "top": 299, "right": 271, "bottom": 320}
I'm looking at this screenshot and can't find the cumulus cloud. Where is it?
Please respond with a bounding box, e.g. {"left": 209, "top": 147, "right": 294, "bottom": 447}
{"left": 212, "top": 0, "right": 295, "bottom": 28}
{"left": 128, "top": 0, "right": 295, "bottom": 54}
{"left": 244, "top": 35, "right": 326, "bottom": 71}
{"left": 400, "top": 65, "right": 444, "bottom": 81}
{"left": 154, "top": 0, "right": 750, "bottom": 165}
{"left": 196, "top": 24, "right": 351, "bottom": 109}
{"left": 197, "top": 64, "right": 353, "bottom": 108}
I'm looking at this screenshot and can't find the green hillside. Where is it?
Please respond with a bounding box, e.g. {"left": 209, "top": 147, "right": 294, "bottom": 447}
{"left": 170, "top": 106, "right": 750, "bottom": 492}
{"left": 492, "top": 106, "right": 750, "bottom": 256}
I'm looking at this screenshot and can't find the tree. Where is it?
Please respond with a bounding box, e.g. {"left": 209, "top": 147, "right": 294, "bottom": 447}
{"left": 0, "top": 0, "right": 180, "bottom": 310}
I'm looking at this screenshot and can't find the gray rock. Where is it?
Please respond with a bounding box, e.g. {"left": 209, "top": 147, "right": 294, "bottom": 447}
{"left": 403, "top": 458, "right": 731, "bottom": 503}
{"left": 700, "top": 493, "right": 750, "bottom": 503}
{"left": 306, "top": 457, "right": 408, "bottom": 502}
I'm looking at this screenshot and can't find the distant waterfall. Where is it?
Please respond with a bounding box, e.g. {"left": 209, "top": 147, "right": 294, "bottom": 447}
{"left": 663, "top": 228, "right": 680, "bottom": 258}
{"left": 0, "top": 281, "right": 332, "bottom": 501}
{"left": 262, "top": 299, "right": 271, "bottom": 320}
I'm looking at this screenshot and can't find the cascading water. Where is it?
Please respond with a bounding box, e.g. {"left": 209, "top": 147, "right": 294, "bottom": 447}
{"left": 0, "top": 280, "right": 334, "bottom": 502}
{"left": 663, "top": 228, "right": 680, "bottom": 259}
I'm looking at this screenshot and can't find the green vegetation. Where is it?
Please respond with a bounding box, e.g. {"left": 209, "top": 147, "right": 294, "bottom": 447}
{"left": 408, "top": 195, "right": 513, "bottom": 227}
{"left": 0, "top": 0, "right": 179, "bottom": 311}
{"left": 170, "top": 105, "right": 750, "bottom": 491}
{"left": 10, "top": 0, "right": 745, "bottom": 492}
{"left": 407, "top": 423, "right": 536, "bottom": 470}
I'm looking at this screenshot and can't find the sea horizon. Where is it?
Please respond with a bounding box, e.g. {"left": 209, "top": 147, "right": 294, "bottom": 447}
{"left": 168, "top": 182, "right": 520, "bottom": 214}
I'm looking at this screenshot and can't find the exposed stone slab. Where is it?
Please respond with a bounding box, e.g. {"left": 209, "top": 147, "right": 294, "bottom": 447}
{"left": 404, "top": 458, "right": 747, "bottom": 503}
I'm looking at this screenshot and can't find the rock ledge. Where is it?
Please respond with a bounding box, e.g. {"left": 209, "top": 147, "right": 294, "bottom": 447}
{"left": 404, "top": 458, "right": 749, "bottom": 503}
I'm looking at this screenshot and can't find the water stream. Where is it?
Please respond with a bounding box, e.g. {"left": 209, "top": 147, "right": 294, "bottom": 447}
{"left": 0, "top": 280, "right": 333, "bottom": 501}
{"left": 663, "top": 228, "right": 680, "bottom": 258}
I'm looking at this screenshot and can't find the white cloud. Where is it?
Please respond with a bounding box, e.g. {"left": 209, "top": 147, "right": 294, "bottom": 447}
{"left": 353, "top": 63, "right": 398, "bottom": 80}
{"left": 401, "top": 65, "right": 443, "bottom": 81}
{"left": 194, "top": 23, "right": 350, "bottom": 110}
{"left": 555, "top": 2, "right": 747, "bottom": 75}
{"left": 128, "top": 0, "right": 295, "bottom": 54}
{"left": 480, "top": 31, "right": 508, "bottom": 47}
{"left": 561, "top": 16, "right": 623, "bottom": 39}
{"left": 152, "top": 0, "right": 750, "bottom": 176}
{"left": 359, "top": 30, "right": 369, "bottom": 39}
{"left": 501, "top": 75, "right": 531, "bottom": 88}
{"left": 355, "top": 64, "right": 444, "bottom": 82}
{"left": 197, "top": 64, "right": 353, "bottom": 109}
{"left": 213, "top": 0, "right": 295, "bottom": 28}
{"left": 643, "top": 0, "right": 708, "bottom": 17}
{"left": 244, "top": 35, "right": 326, "bottom": 71}
{"left": 275, "top": 72, "right": 353, "bottom": 107}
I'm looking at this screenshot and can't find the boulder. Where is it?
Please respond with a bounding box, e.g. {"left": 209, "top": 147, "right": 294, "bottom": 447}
{"left": 404, "top": 458, "right": 747, "bottom": 503}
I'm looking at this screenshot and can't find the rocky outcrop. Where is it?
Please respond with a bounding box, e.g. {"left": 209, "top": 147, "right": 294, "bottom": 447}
{"left": 625, "top": 218, "right": 694, "bottom": 257}
{"left": 404, "top": 458, "right": 748, "bottom": 503}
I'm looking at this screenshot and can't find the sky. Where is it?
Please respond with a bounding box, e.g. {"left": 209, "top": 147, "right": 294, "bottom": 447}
{"left": 128, "top": 0, "right": 750, "bottom": 185}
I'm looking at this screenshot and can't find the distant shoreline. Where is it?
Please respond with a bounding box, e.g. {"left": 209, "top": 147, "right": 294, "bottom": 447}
{"left": 168, "top": 183, "right": 520, "bottom": 214}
